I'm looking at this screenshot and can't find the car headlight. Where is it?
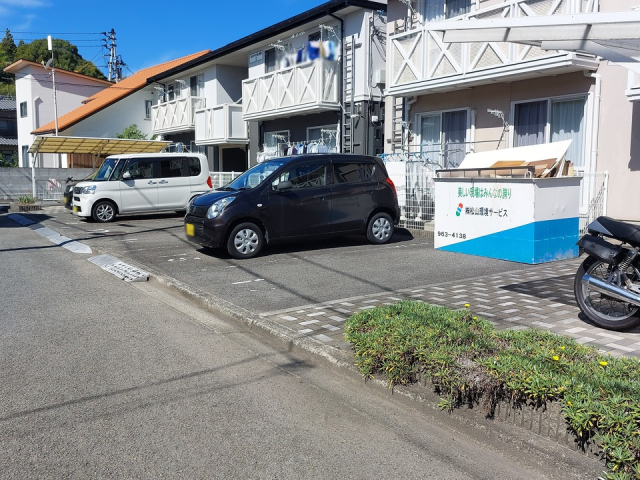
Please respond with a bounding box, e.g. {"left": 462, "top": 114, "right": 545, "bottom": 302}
{"left": 206, "top": 196, "right": 235, "bottom": 219}
{"left": 80, "top": 185, "right": 96, "bottom": 195}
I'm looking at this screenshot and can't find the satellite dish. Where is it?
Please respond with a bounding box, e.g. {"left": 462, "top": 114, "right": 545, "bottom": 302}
{"left": 44, "top": 58, "right": 53, "bottom": 69}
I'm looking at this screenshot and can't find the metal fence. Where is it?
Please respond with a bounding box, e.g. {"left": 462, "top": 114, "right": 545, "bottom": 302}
{"left": 575, "top": 170, "right": 608, "bottom": 235}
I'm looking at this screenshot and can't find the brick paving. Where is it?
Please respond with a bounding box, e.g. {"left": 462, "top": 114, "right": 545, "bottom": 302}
{"left": 260, "top": 257, "right": 640, "bottom": 358}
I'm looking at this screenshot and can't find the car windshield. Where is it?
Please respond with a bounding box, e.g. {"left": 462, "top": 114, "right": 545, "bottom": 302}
{"left": 222, "top": 159, "right": 289, "bottom": 191}
{"left": 94, "top": 157, "right": 119, "bottom": 181}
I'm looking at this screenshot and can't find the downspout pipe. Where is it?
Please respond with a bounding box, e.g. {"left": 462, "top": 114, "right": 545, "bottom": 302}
{"left": 584, "top": 70, "right": 602, "bottom": 212}
{"left": 404, "top": 96, "right": 417, "bottom": 152}
{"left": 329, "top": 12, "right": 344, "bottom": 153}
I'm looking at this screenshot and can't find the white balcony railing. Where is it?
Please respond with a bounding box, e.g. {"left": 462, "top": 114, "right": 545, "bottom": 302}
{"left": 194, "top": 104, "right": 248, "bottom": 145}
{"left": 242, "top": 58, "right": 340, "bottom": 121}
{"left": 151, "top": 97, "right": 205, "bottom": 135}
{"left": 388, "top": 0, "right": 599, "bottom": 95}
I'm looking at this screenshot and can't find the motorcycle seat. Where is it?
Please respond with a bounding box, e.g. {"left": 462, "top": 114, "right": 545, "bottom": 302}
{"left": 595, "top": 216, "right": 640, "bottom": 246}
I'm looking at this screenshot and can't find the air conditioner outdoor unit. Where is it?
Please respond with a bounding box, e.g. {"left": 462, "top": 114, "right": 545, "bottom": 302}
{"left": 373, "top": 69, "right": 386, "bottom": 86}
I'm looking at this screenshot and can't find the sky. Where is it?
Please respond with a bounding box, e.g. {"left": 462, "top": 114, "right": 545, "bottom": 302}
{"left": 2, "top": 0, "right": 332, "bottom": 75}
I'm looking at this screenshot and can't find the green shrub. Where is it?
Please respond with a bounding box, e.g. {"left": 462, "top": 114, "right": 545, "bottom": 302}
{"left": 344, "top": 300, "right": 640, "bottom": 479}
{"left": 17, "top": 194, "right": 37, "bottom": 204}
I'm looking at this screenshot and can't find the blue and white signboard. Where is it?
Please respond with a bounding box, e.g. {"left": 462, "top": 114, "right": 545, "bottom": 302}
{"left": 434, "top": 177, "right": 581, "bottom": 264}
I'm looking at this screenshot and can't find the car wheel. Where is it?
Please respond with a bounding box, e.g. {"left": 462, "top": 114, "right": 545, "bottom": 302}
{"left": 367, "top": 212, "right": 394, "bottom": 244}
{"left": 227, "top": 222, "right": 264, "bottom": 259}
{"left": 92, "top": 200, "right": 116, "bottom": 223}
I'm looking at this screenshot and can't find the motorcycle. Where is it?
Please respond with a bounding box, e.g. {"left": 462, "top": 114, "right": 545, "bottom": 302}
{"left": 574, "top": 216, "right": 640, "bottom": 331}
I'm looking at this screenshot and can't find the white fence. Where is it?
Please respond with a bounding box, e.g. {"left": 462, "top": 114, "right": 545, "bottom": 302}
{"left": 209, "top": 171, "right": 241, "bottom": 189}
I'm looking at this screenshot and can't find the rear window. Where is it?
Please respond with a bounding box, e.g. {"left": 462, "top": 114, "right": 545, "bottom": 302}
{"left": 333, "top": 162, "right": 375, "bottom": 184}
{"left": 188, "top": 157, "right": 202, "bottom": 176}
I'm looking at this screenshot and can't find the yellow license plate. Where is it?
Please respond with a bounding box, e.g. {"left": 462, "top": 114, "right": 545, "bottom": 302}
{"left": 185, "top": 223, "right": 195, "bottom": 236}
{"left": 73, "top": 205, "right": 79, "bottom": 213}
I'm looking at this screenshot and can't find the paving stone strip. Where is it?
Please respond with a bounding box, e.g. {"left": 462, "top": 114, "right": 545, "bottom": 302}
{"left": 260, "top": 257, "right": 640, "bottom": 358}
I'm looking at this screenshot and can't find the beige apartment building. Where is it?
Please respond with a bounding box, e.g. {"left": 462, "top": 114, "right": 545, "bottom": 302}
{"left": 384, "top": 0, "right": 640, "bottom": 222}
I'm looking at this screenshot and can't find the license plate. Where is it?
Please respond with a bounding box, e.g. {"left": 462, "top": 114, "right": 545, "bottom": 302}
{"left": 73, "top": 205, "right": 79, "bottom": 213}
{"left": 185, "top": 223, "right": 195, "bottom": 236}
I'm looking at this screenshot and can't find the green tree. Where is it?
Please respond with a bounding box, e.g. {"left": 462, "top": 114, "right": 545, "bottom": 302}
{"left": 15, "top": 38, "right": 106, "bottom": 80}
{"left": 116, "top": 124, "right": 148, "bottom": 140}
{"left": 0, "top": 29, "right": 17, "bottom": 96}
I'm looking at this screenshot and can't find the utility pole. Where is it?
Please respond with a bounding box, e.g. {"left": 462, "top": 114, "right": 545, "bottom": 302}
{"left": 102, "top": 29, "right": 126, "bottom": 82}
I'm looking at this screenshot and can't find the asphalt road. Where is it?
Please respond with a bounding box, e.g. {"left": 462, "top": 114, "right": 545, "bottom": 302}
{"left": 0, "top": 212, "right": 602, "bottom": 479}
{"left": 26, "top": 207, "right": 537, "bottom": 314}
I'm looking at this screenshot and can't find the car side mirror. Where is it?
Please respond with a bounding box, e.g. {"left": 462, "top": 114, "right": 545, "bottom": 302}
{"left": 122, "top": 171, "right": 131, "bottom": 180}
{"left": 276, "top": 180, "right": 292, "bottom": 192}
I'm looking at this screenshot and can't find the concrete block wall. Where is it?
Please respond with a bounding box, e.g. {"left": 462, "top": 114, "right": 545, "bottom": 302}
{"left": 0, "top": 167, "right": 95, "bottom": 200}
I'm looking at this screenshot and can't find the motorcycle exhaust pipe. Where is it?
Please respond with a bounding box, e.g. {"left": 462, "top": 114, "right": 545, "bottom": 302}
{"left": 582, "top": 274, "right": 640, "bottom": 307}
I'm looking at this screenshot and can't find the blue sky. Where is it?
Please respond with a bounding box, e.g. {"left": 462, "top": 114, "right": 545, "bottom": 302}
{"left": 2, "top": 0, "right": 329, "bottom": 74}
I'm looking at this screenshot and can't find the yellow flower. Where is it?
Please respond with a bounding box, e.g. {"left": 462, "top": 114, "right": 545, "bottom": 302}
{"left": 552, "top": 355, "right": 560, "bottom": 361}
{"left": 464, "top": 303, "right": 470, "bottom": 308}
{"left": 567, "top": 401, "right": 573, "bottom": 406}
{"left": 600, "top": 361, "right": 608, "bottom": 367}
{"left": 560, "top": 346, "right": 565, "bottom": 350}
{"left": 472, "top": 316, "right": 477, "bottom": 320}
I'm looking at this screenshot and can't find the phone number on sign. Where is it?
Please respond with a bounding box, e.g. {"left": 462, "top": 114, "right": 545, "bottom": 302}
{"left": 437, "top": 231, "right": 467, "bottom": 239}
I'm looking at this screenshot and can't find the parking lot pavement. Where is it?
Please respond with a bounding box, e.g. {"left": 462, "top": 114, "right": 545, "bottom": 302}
{"left": 258, "top": 257, "right": 640, "bottom": 358}
{"left": 11, "top": 204, "right": 640, "bottom": 358}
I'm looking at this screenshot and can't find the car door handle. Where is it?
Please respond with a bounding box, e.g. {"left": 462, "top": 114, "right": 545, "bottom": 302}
{"left": 313, "top": 194, "right": 326, "bottom": 199}
{"left": 158, "top": 180, "right": 168, "bottom": 184}
{"left": 147, "top": 181, "right": 157, "bottom": 185}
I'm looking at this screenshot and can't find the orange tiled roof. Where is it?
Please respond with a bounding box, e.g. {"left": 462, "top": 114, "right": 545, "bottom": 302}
{"left": 32, "top": 50, "right": 211, "bottom": 135}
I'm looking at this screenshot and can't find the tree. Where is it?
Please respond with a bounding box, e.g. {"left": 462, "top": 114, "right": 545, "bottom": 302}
{"left": 116, "top": 124, "right": 148, "bottom": 140}
{"left": 1, "top": 30, "right": 107, "bottom": 96}
{"left": 15, "top": 38, "right": 106, "bottom": 80}
{"left": 0, "top": 29, "right": 17, "bottom": 96}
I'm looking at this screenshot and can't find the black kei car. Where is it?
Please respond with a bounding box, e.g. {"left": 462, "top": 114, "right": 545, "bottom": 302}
{"left": 184, "top": 154, "right": 400, "bottom": 259}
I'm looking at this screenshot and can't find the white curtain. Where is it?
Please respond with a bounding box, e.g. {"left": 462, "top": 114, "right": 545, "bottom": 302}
{"left": 514, "top": 100, "right": 547, "bottom": 147}
{"left": 423, "top": 0, "right": 445, "bottom": 21}
{"left": 443, "top": 110, "right": 467, "bottom": 168}
{"left": 551, "top": 98, "right": 586, "bottom": 167}
{"left": 420, "top": 114, "right": 442, "bottom": 164}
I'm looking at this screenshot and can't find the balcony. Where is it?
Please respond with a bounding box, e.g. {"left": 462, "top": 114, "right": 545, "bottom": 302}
{"left": 151, "top": 97, "right": 205, "bottom": 135}
{"left": 194, "top": 104, "right": 248, "bottom": 145}
{"left": 387, "top": 0, "right": 600, "bottom": 96}
{"left": 242, "top": 58, "right": 340, "bottom": 121}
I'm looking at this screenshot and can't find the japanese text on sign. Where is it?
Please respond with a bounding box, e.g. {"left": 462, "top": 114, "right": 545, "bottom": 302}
{"left": 458, "top": 187, "right": 512, "bottom": 199}
{"left": 465, "top": 207, "right": 508, "bottom": 217}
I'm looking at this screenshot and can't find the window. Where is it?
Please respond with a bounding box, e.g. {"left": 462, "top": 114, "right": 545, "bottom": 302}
{"left": 20, "top": 102, "right": 27, "bottom": 118}
{"left": 123, "top": 158, "right": 154, "bottom": 179}
{"left": 190, "top": 74, "right": 204, "bottom": 97}
{"left": 333, "top": 162, "right": 375, "bottom": 184}
{"left": 272, "top": 161, "right": 327, "bottom": 190}
{"left": 21, "top": 145, "right": 29, "bottom": 167}
{"left": 513, "top": 97, "right": 586, "bottom": 166}
{"left": 145, "top": 100, "right": 152, "bottom": 119}
{"left": 0, "top": 119, "right": 16, "bottom": 136}
{"left": 265, "top": 48, "right": 276, "bottom": 74}
{"left": 307, "top": 125, "right": 338, "bottom": 153}
{"left": 264, "top": 130, "right": 290, "bottom": 155}
{"left": 187, "top": 157, "right": 202, "bottom": 176}
{"left": 418, "top": 109, "right": 468, "bottom": 168}
{"left": 423, "top": 0, "right": 471, "bottom": 21}
{"left": 159, "top": 158, "right": 185, "bottom": 178}
{"left": 189, "top": 141, "right": 206, "bottom": 156}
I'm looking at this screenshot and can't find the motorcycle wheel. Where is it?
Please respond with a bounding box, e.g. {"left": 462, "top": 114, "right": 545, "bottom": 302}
{"left": 574, "top": 256, "right": 640, "bottom": 331}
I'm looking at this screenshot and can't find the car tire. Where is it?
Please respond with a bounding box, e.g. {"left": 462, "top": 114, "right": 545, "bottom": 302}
{"left": 227, "top": 222, "right": 264, "bottom": 259}
{"left": 367, "top": 212, "right": 394, "bottom": 244}
{"left": 92, "top": 200, "right": 116, "bottom": 223}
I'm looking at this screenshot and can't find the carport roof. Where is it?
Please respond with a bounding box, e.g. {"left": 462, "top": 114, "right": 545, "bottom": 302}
{"left": 28, "top": 135, "right": 171, "bottom": 156}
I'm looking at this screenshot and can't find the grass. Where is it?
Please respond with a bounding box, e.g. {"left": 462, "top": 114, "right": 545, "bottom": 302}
{"left": 344, "top": 300, "right": 640, "bottom": 480}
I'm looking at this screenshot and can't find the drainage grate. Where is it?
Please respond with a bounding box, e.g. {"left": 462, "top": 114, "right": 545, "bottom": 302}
{"left": 88, "top": 254, "right": 149, "bottom": 282}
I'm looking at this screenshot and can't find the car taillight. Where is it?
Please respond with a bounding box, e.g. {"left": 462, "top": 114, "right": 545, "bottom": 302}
{"left": 386, "top": 177, "right": 397, "bottom": 197}
{"left": 207, "top": 176, "right": 213, "bottom": 189}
